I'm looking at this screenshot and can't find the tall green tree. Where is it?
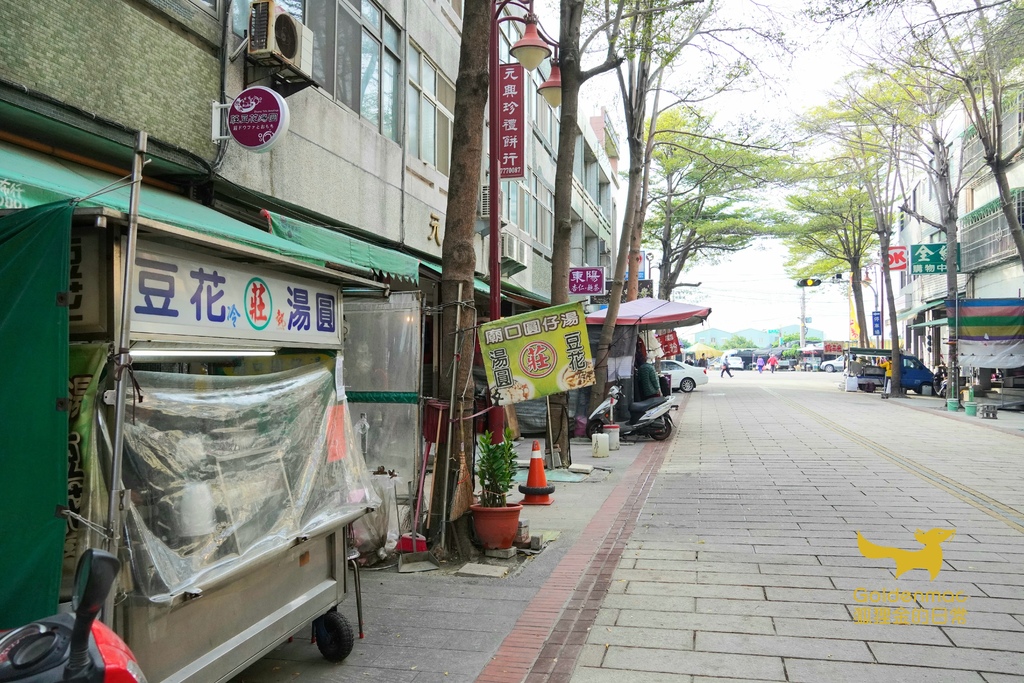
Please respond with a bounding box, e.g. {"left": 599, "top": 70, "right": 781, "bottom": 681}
{"left": 782, "top": 176, "right": 878, "bottom": 345}
{"left": 804, "top": 73, "right": 917, "bottom": 391}
{"left": 646, "top": 108, "right": 791, "bottom": 302}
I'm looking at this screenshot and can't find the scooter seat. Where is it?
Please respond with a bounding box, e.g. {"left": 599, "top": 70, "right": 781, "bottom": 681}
{"left": 629, "top": 396, "right": 668, "bottom": 422}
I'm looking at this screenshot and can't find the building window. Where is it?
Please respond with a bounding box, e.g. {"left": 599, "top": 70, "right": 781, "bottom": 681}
{"left": 304, "top": 0, "right": 401, "bottom": 142}
{"left": 965, "top": 187, "right": 974, "bottom": 213}
{"left": 408, "top": 46, "right": 455, "bottom": 175}
{"left": 535, "top": 180, "right": 552, "bottom": 247}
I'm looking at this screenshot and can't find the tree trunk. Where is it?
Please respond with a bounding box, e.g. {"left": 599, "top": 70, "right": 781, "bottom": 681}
{"left": 878, "top": 228, "right": 902, "bottom": 395}
{"left": 849, "top": 263, "right": 868, "bottom": 347}
{"left": 591, "top": 157, "right": 644, "bottom": 412}
{"left": 991, "top": 166, "right": 1024, "bottom": 269}
{"left": 430, "top": 0, "right": 489, "bottom": 549}
{"left": 546, "top": 0, "right": 586, "bottom": 466}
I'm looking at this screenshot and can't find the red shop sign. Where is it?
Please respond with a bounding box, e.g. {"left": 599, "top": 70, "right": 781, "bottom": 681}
{"left": 498, "top": 64, "right": 525, "bottom": 179}
{"left": 228, "top": 86, "right": 291, "bottom": 153}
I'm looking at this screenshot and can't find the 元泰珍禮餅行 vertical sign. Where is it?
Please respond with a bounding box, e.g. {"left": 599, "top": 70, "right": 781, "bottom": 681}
{"left": 498, "top": 64, "right": 525, "bottom": 180}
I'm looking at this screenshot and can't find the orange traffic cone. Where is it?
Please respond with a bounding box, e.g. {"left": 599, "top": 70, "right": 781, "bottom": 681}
{"left": 519, "top": 440, "right": 555, "bottom": 505}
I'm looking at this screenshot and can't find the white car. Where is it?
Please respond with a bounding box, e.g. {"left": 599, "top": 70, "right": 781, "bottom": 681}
{"left": 658, "top": 359, "right": 710, "bottom": 393}
{"left": 821, "top": 357, "right": 845, "bottom": 373}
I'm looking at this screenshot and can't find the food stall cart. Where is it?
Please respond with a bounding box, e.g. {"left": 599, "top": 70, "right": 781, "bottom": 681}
{"left": 1, "top": 150, "right": 387, "bottom": 682}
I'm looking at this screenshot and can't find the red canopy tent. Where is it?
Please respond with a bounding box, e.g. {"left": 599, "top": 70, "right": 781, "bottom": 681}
{"left": 585, "top": 297, "right": 711, "bottom": 331}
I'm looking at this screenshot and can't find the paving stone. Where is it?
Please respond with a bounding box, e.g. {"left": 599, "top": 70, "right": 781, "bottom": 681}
{"left": 785, "top": 659, "right": 986, "bottom": 682}
{"left": 612, "top": 569, "right": 698, "bottom": 583}
{"left": 941, "top": 627, "right": 1024, "bottom": 652}
{"left": 616, "top": 610, "right": 774, "bottom": 635}
{"left": 569, "top": 667, "right": 693, "bottom": 683}
{"left": 696, "top": 551, "right": 821, "bottom": 566}
{"left": 695, "top": 632, "right": 874, "bottom": 662}
{"left": 869, "top": 642, "right": 1024, "bottom": 675}
{"left": 696, "top": 571, "right": 833, "bottom": 589}
{"left": 587, "top": 625, "right": 694, "bottom": 650}
{"left": 625, "top": 581, "right": 765, "bottom": 601}
{"left": 695, "top": 597, "right": 849, "bottom": 620}
{"left": 773, "top": 617, "right": 951, "bottom": 644}
{"left": 601, "top": 646, "right": 785, "bottom": 680}
{"left": 601, "top": 594, "right": 696, "bottom": 612}
{"left": 981, "top": 674, "right": 1024, "bottom": 683}
{"left": 763, "top": 586, "right": 861, "bottom": 603}
{"left": 455, "top": 563, "right": 509, "bottom": 578}
{"left": 625, "top": 549, "right": 699, "bottom": 561}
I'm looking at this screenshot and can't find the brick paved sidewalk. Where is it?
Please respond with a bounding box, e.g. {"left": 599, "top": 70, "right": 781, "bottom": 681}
{"left": 568, "top": 373, "right": 1024, "bottom": 682}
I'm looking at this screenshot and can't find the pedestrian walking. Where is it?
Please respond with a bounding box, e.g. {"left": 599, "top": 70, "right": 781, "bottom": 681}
{"left": 720, "top": 355, "right": 733, "bottom": 378}
{"left": 756, "top": 356, "right": 765, "bottom": 374}
{"left": 767, "top": 355, "right": 778, "bottom": 374}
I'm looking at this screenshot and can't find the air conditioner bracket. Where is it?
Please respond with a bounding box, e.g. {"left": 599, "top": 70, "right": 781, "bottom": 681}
{"left": 244, "top": 54, "right": 320, "bottom": 98}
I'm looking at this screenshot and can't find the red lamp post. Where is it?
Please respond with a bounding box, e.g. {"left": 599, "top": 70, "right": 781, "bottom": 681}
{"left": 487, "top": 2, "right": 560, "bottom": 439}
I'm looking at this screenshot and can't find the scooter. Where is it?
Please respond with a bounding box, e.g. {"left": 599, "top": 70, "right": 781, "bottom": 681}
{"left": 0, "top": 549, "right": 147, "bottom": 683}
{"left": 586, "top": 384, "right": 676, "bottom": 441}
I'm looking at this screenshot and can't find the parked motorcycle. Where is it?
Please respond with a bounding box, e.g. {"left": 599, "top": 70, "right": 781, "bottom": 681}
{"left": 0, "top": 549, "right": 146, "bottom": 683}
{"left": 586, "top": 384, "right": 676, "bottom": 441}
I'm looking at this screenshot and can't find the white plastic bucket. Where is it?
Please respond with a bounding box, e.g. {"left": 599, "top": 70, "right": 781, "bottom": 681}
{"left": 605, "top": 424, "right": 620, "bottom": 451}
{"left": 591, "top": 433, "right": 610, "bottom": 458}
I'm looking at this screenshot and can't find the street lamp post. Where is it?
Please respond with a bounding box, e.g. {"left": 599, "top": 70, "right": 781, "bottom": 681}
{"left": 862, "top": 264, "right": 884, "bottom": 349}
{"left": 862, "top": 280, "right": 879, "bottom": 348}
{"left": 487, "top": 1, "right": 561, "bottom": 439}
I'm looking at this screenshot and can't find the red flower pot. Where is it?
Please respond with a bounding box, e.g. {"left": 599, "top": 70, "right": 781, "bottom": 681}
{"left": 470, "top": 503, "right": 523, "bottom": 550}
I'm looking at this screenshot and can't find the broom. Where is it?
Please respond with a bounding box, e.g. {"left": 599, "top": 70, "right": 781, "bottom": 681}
{"left": 449, "top": 293, "right": 475, "bottom": 521}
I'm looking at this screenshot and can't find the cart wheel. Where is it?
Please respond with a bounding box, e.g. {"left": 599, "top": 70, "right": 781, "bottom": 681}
{"left": 315, "top": 611, "right": 354, "bottom": 662}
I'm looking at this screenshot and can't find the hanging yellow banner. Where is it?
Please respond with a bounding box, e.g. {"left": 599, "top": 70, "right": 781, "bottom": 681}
{"left": 849, "top": 279, "right": 861, "bottom": 343}
{"left": 478, "top": 302, "right": 596, "bottom": 405}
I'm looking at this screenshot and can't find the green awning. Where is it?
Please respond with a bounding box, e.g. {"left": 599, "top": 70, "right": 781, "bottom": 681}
{"left": 0, "top": 141, "right": 346, "bottom": 270}
{"left": 420, "top": 261, "right": 489, "bottom": 295}
{"left": 418, "top": 262, "right": 550, "bottom": 307}
{"left": 910, "top": 318, "right": 948, "bottom": 329}
{"left": 897, "top": 299, "right": 944, "bottom": 321}
{"left": 265, "top": 211, "right": 419, "bottom": 284}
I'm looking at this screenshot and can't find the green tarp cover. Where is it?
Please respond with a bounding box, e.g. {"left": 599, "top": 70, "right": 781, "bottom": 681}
{"left": 0, "top": 202, "right": 73, "bottom": 626}
{"left": 0, "top": 141, "right": 337, "bottom": 269}
{"left": 266, "top": 211, "right": 419, "bottom": 284}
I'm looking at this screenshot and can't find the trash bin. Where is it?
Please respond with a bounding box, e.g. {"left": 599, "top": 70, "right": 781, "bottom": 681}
{"left": 659, "top": 374, "right": 671, "bottom": 396}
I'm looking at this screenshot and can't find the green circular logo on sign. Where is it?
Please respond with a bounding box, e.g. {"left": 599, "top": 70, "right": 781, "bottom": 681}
{"left": 244, "top": 277, "right": 272, "bottom": 330}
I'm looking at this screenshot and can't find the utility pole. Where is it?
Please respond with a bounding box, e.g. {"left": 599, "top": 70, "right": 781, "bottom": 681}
{"left": 800, "top": 287, "right": 807, "bottom": 349}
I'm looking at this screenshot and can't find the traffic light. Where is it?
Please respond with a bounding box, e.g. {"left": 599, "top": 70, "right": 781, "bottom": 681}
{"left": 796, "top": 278, "right": 822, "bottom": 287}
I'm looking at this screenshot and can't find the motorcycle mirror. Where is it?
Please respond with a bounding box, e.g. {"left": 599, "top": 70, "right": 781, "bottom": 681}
{"left": 67, "top": 549, "right": 120, "bottom": 675}
{"left": 71, "top": 549, "right": 119, "bottom": 614}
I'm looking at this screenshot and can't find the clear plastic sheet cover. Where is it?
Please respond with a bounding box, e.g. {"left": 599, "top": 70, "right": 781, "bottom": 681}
{"left": 122, "top": 364, "right": 379, "bottom": 602}
{"left": 344, "top": 293, "right": 421, "bottom": 392}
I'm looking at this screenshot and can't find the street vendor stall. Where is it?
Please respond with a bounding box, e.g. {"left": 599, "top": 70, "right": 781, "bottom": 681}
{"left": 1, "top": 141, "right": 387, "bottom": 682}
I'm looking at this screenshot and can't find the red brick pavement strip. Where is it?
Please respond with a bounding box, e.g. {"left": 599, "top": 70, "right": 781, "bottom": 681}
{"left": 476, "top": 419, "right": 675, "bottom": 683}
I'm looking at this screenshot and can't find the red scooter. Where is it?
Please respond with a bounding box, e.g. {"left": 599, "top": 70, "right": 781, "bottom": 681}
{"left": 0, "top": 550, "right": 146, "bottom": 683}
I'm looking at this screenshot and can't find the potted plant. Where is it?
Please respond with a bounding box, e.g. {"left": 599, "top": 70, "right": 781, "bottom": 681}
{"left": 469, "top": 428, "right": 522, "bottom": 550}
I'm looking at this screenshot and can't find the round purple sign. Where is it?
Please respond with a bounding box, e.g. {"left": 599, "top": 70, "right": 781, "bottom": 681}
{"left": 228, "top": 86, "right": 290, "bottom": 153}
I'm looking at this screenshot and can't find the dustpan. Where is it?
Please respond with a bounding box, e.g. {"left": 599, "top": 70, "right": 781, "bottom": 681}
{"left": 399, "top": 434, "right": 440, "bottom": 573}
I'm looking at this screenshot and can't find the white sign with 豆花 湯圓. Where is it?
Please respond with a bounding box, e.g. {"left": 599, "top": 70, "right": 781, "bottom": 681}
{"left": 130, "top": 241, "right": 342, "bottom": 346}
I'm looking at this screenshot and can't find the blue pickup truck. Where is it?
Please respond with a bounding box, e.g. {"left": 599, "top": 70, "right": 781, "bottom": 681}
{"left": 850, "top": 349, "right": 935, "bottom": 394}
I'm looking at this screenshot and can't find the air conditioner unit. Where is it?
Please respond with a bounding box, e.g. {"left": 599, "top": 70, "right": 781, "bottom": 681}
{"left": 478, "top": 183, "right": 491, "bottom": 219}
{"left": 500, "top": 232, "right": 527, "bottom": 275}
{"left": 248, "top": 1, "right": 314, "bottom": 81}
{"left": 599, "top": 238, "right": 610, "bottom": 255}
